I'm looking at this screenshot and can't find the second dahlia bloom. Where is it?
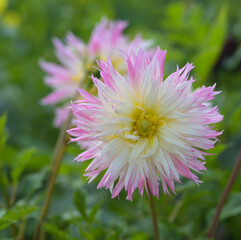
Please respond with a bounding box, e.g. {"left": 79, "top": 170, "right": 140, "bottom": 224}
{"left": 68, "top": 48, "right": 223, "bottom": 200}
{"left": 88, "top": 17, "right": 152, "bottom": 74}
{"left": 40, "top": 33, "right": 87, "bottom": 126}
{"left": 41, "top": 18, "right": 152, "bottom": 127}
{"left": 41, "top": 33, "right": 87, "bottom": 106}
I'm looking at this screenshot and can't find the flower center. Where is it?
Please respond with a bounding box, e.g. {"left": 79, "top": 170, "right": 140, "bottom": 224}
{"left": 134, "top": 114, "right": 158, "bottom": 137}
{"left": 71, "top": 62, "right": 86, "bottom": 83}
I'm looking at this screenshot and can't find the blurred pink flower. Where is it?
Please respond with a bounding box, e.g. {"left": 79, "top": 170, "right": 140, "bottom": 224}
{"left": 88, "top": 17, "right": 152, "bottom": 74}
{"left": 41, "top": 17, "right": 152, "bottom": 127}
{"left": 67, "top": 48, "right": 223, "bottom": 200}
{"left": 40, "top": 32, "right": 87, "bottom": 126}
{"left": 54, "top": 105, "right": 70, "bottom": 127}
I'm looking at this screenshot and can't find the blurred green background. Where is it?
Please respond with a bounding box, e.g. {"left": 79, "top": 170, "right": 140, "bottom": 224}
{"left": 0, "top": 0, "right": 241, "bottom": 239}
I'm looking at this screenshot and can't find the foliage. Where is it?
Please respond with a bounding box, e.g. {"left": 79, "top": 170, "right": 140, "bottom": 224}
{"left": 1, "top": 0, "right": 241, "bottom": 239}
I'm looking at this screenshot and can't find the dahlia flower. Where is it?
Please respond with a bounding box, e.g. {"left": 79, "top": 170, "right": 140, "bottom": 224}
{"left": 41, "top": 18, "right": 152, "bottom": 127}
{"left": 88, "top": 17, "right": 152, "bottom": 74}
{"left": 40, "top": 32, "right": 87, "bottom": 126}
{"left": 68, "top": 47, "right": 223, "bottom": 200}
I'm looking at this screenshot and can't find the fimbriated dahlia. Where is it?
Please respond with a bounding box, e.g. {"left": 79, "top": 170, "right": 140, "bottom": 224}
{"left": 68, "top": 48, "right": 223, "bottom": 200}
{"left": 41, "top": 18, "right": 152, "bottom": 127}
{"left": 88, "top": 17, "right": 152, "bottom": 74}
{"left": 40, "top": 33, "right": 87, "bottom": 126}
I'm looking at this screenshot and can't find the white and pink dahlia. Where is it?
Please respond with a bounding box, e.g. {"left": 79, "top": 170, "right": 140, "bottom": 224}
{"left": 68, "top": 48, "right": 223, "bottom": 200}
{"left": 41, "top": 18, "right": 152, "bottom": 127}
{"left": 88, "top": 17, "right": 152, "bottom": 74}
{"left": 40, "top": 33, "right": 87, "bottom": 126}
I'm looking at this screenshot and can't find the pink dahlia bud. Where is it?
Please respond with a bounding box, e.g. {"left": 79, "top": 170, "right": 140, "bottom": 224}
{"left": 41, "top": 18, "right": 152, "bottom": 127}
{"left": 68, "top": 48, "right": 223, "bottom": 200}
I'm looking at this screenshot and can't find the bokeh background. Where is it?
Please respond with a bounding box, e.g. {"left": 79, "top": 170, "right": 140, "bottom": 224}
{"left": 1, "top": 0, "right": 241, "bottom": 239}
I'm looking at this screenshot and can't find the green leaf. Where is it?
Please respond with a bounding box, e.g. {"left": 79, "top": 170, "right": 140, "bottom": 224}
{"left": 231, "top": 107, "right": 241, "bottom": 134}
{"left": 194, "top": 47, "right": 220, "bottom": 84}
{"left": 45, "top": 223, "right": 79, "bottom": 240}
{"left": 194, "top": 6, "right": 227, "bottom": 84}
{"left": 175, "top": 181, "right": 195, "bottom": 193}
{"left": 220, "top": 193, "right": 241, "bottom": 220}
{"left": 129, "top": 232, "right": 149, "bottom": 240}
{"left": 105, "top": 230, "right": 122, "bottom": 240}
{"left": 177, "top": 222, "right": 194, "bottom": 238}
{"left": 159, "top": 219, "right": 182, "bottom": 240}
{"left": 73, "top": 189, "right": 87, "bottom": 219}
{"left": 0, "top": 205, "right": 37, "bottom": 230}
{"left": 78, "top": 228, "right": 95, "bottom": 240}
{"left": 0, "top": 114, "right": 7, "bottom": 134}
{"left": 0, "top": 114, "right": 7, "bottom": 155}
{"left": 89, "top": 201, "right": 103, "bottom": 223}
{"left": 11, "top": 148, "right": 36, "bottom": 185}
{"left": 21, "top": 167, "right": 48, "bottom": 200}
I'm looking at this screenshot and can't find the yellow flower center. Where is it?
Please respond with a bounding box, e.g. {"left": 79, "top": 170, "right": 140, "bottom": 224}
{"left": 134, "top": 114, "right": 158, "bottom": 137}
{"left": 71, "top": 62, "right": 86, "bottom": 83}
{"left": 99, "top": 53, "right": 127, "bottom": 75}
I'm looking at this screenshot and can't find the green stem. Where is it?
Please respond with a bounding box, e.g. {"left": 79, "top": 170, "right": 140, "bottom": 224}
{"left": 168, "top": 196, "right": 184, "bottom": 223}
{"left": 17, "top": 219, "right": 27, "bottom": 240}
{"left": 0, "top": 162, "right": 10, "bottom": 208}
{"left": 33, "top": 114, "right": 72, "bottom": 240}
{"left": 10, "top": 184, "right": 18, "bottom": 206}
{"left": 0, "top": 201, "right": 4, "bottom": 208}
{"left": 208, "top": 149, "right": 241, "bottom": 238}
{"left": 0, "top": 153, "right": 18, "bottom": 240}
{"left": 147, "top": 186, "right": 160, "bottom": 240}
